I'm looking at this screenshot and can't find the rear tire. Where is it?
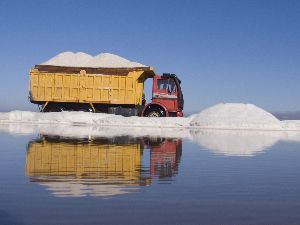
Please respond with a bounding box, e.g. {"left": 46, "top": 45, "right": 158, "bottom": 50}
{"left": 43, "top": 104, "right": 65, "bottom": 112}
{"left": 43, "top": 103, "right": 93, "bottom": 113}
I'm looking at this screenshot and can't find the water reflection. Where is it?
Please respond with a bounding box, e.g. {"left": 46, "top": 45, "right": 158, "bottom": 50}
{"left": 191, "top": 129, "right": 300, "bottom": 156}
{"left": 25, "top": 135, "right": 182, "bottom": 197}
{"left": 190, "top": 130, "right": 278, "bottom": 156}
{"left": 2, "top": 123, "right": 300, "bottom": 158}
{"left": 146, "top": 137, "right": 182, "bottom": 180}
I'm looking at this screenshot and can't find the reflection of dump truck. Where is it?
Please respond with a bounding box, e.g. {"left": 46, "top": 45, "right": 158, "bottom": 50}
{"left": 26, "top": 136, "right": 182, "bottom": 183}
{"left": 26, "top": 136, "right": 144, "bottom": 184}
{"left": 150, "top": 139, "right": 182, "bottom": 178}
{"left": 29, "top": 65, "right": 184, "bottom": 117}
{"left": 25, "top": 136, "right": 182, "bottom": 197}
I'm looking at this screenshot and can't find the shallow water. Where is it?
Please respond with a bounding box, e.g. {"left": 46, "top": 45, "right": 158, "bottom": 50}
{"left": 1, "top": 126, "right": 300, "bottom": 225}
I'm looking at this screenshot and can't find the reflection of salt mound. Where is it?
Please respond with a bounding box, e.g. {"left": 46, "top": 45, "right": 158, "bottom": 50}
{"left": 191, "top": 130, "right": 281, "bottom": 156}
{"left": 190, "top": 103, "right": 282, "bottom": 130}
{"left": 85, "top": 53, "right": 145, "bottom": 68}
{"left": 40, "top": 51, "right": 146, "bottom": 68}
{"left": 2, "top": 123, "right": 300, "bottom": 157}
{"left": 38, "top": 181, "right": 138, "bottom": 197}
{"left": 41, "top": 52, "right": 93, "bottom": 67}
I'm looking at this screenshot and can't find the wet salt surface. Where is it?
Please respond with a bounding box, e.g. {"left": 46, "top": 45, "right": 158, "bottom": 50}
{"left": 2, "top": 103, "right": 300, "bottom": 131}
{"left": 1, "top": 125, "right": 300, "bottom": 225}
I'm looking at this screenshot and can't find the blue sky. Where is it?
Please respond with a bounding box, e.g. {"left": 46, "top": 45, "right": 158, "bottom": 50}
{"left": 0, "top": 0, "right": 299, "bottom": 113}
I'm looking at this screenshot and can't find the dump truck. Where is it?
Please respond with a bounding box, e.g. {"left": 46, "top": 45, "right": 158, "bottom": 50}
{"left": 29, "top": 65, "right": 184, "bottom": 117}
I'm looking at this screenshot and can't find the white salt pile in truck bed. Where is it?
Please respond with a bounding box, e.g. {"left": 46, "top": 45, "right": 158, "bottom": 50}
{"left": 40, "top": 52, "right": 146, "bottom": 68}
{"left": 85, "top": 53, "right": 145, "bottom": 68}
{"left": 41, "top": 52, "right": 93, "bottom": 67}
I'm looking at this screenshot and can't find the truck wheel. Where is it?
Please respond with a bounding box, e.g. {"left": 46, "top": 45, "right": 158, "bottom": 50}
{"left": 145, "top": 107, "right": 165, "bottom": 117}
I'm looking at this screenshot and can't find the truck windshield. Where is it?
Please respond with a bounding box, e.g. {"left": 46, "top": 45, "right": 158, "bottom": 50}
{"left": 157, "top": 79, "right": 176, "bottom": 93}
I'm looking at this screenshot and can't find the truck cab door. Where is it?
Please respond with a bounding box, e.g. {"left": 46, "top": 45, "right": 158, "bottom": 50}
{"left": 153, "top": 78, "right": 178, "bottom": 111}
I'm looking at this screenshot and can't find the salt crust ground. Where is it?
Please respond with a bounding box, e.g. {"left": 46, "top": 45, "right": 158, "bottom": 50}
{"left": 1, "top": 103, "right": 300, "bottom": 157}
{"left": 1, "top": 103, "right": 299, "bottom": 131}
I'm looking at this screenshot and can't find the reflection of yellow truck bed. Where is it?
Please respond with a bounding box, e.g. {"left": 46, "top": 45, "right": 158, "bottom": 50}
{"left": 29, "top": 65, "right": 155, "bottom": 112}
{"left": 26, "top": 140, "right": 141, "bottom": 180}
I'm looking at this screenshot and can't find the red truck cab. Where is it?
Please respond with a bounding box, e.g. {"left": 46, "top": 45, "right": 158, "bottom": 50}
{"left": 142, "top": 73, "right": 184, "bottom": 117}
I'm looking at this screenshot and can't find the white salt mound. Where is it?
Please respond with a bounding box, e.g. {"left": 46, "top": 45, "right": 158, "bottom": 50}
{"left": 41, "top": 52, "right": 93, "bottom": 67}
{"left": 85, "top": 53, "right": 145, "bottom": 68}
{"left": 40, "top": 52, "right": 146, "bottom": 68}
{"left": 190, "top": 103, "right": 282, "bottom": 130}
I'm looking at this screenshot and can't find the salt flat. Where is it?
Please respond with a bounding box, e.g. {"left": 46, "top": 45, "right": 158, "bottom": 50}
{"left": 1, "top": 103, "right": 300, "bottom": 131}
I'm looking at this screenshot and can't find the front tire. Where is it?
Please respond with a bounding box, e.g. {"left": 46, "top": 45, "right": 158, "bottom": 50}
{"left": 145, "top": 107, "right": 165, "bottom": 117}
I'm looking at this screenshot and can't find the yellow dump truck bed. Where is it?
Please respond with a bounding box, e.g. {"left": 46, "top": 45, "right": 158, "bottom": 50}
{"left": 29, "top": 65, "right": 155, "bottom": 106}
